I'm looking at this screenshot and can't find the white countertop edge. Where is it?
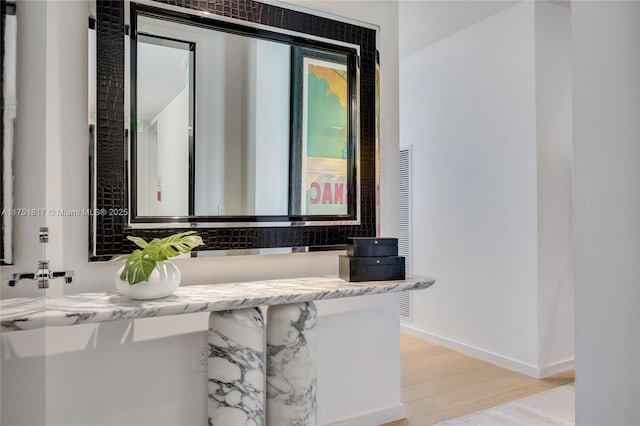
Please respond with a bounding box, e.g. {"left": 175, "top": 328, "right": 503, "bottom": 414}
{"left": 1, "top": 275, "right": 435, "bottom": 331}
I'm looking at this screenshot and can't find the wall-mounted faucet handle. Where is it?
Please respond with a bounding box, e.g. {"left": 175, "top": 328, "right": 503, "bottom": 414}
{"left": 6, "top": 262, "right": 74, "bottom": 288}
{"left": 7, "top": 273, "right": 37, "bottom": 287}
{"left": 6, "top": 227, "right": 74, "bottom": 288}
{"left": 50, "top": 270, "right": 74, "bottom": 284}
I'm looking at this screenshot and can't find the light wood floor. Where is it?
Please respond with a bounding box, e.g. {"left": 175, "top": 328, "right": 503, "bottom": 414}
{"left": 383, "top": 334, "right": 575, "bottom": 426}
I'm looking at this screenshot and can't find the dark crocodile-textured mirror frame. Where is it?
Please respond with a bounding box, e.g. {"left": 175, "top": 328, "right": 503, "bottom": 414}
{"left": 91, "top": 0, "right": 378, "bottom": 260}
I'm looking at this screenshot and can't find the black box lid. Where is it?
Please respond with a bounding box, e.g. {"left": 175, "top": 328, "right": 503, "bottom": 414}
{"left": 346, "top": 237, "right": 399, "bottom": 257}
{"left": 348, "top": 237, "right": 398, "bottom": 247}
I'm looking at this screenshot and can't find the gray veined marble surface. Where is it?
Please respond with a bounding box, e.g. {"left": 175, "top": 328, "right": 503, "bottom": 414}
{"left": 0, "top": 275, "right": 435, "bottom": 332}
{"left": 209, "top": 308, "right": 265, "bottom": 426}
{"left": 267, "top": 302, "right": 318, "bottom": 426}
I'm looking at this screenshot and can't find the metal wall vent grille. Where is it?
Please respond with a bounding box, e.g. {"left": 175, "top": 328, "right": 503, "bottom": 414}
{"left": 399, "top": 147, "right": 413, "bottom": 320}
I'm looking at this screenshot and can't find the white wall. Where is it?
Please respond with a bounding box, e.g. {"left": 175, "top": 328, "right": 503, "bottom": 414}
{"left": 1, "top": 1, "right": 405, "bottom": 426}
{"left": 154, "top": 88, "right": 189, "bottom": 216}
{"left": 399, "top": 1, "right": 573, "bottom": 377}
{"left": 398, "top": 0, "right": 516, "bottom": 59}
{"left": 572, "top": 2, "right": 640, "bottom": 424}
{"left": 400, "top": 1, "right": 540, "bottom": 370}
{"left": 534, "top": 1, "right": 574, "bottom": 374}
{"left": 0, "top": 1, "right": 49, "bottom": 425}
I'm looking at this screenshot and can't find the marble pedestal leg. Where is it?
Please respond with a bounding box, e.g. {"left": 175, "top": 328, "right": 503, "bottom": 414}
{"left": 266, "top": 302, "right": 318, "bottom": 426}
{"left": 208, "top": 308, "right": 265, "bottom": 426}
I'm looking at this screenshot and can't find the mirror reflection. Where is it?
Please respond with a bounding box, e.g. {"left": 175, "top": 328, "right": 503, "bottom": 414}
{"left": 2, "top": 0, "right": 16, "bottom": 264}
{"left": 135, "top": 31, "right": 194, "bottom": 217}
{"left": 290, "top": 47, "right": 350, "bottom": 217}
{"left": 131, "top": 8, "right": 352, "bottom": 220}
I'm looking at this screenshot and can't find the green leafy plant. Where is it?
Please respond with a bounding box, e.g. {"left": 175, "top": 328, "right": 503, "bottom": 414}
{"left": 116, "top": 231, "right": 204, "bottom": 285}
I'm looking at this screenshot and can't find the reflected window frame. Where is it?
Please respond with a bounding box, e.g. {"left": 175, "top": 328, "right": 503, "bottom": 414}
{"left": 130, "top": 15, "right": 196, "bottom": 220}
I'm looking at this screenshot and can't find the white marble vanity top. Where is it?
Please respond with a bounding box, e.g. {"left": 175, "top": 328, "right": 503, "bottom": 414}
{"left": 0, "top": 275, "right": 434, "bottom": 331}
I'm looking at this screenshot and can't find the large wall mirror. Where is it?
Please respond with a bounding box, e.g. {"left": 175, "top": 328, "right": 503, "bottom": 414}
{"left": 1, "top": 0, "right": 16, "bottom": 265}
{"left": 90, "top": 0, "right": 378, "bottom": 260}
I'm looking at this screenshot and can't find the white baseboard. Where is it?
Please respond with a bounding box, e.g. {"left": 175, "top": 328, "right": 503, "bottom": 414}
{"left": 401, "top": 324, "right": 574, "bottom": 379}
{"left": 322, "top": 404, "right": 406, "bottom": 426}
{"left": 539, "top": 358, "right": 574, "bottom": 378}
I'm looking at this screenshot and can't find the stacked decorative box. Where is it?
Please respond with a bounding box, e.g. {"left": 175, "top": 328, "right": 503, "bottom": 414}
{"left": 339, "top": 237, "right": 406, "bottom": 282}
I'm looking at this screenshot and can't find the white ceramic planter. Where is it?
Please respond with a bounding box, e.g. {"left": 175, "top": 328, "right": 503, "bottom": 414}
{"left": 115, "top": 262, "right": 181, "bottom": 300}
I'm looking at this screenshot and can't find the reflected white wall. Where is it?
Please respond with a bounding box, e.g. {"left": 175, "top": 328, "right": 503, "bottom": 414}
{"left": 248, "top": 40, "right": 290, "bottom": 216}
{"left": 221, "top": 34, "right": 246, "bottom": 215}
{"left": 155, "top": 88, "right": 189, "bottom": 216}
{"left": 135, "top": 16, "right": 291, "bottom": 217}
{"left": 136, "top": 120, "right": 158, "bottom": 216}
{"left": 194, "top": 28, "right": 226, "bottom": 215}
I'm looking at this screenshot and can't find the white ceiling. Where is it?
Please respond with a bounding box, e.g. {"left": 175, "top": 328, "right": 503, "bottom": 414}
{"left": 137, "top": 42, "right": 189, "bottom": 121}
{"left": 134, "top": 1, "right": 546, "bottom": 117}
{"left": 398, "top": 0, "right": 519, "bottom": 59}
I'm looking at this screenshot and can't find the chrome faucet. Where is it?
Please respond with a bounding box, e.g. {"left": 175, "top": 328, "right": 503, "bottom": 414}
{"left": 6, "top": 228, "right": 74, "bottom": 289}
{"left": 7, "top": 261, "right": 74, "bottom": 289}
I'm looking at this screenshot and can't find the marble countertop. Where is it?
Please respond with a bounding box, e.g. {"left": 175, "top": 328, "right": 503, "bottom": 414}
{"left": 1, "top": 275, "right": 434, "bottom": 331}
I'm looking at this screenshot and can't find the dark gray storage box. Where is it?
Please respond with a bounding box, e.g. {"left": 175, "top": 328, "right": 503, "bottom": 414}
{"left": 339, "top": 255, "right": 405, "bottom": 282}
{"left": 346, "top": 237, "right": 398, "bottom": 257}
